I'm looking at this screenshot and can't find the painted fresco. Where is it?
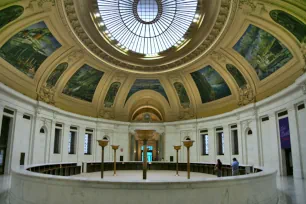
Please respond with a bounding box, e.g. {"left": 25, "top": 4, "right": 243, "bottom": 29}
{"left": 233, "top": 24, "right": 293, "bottom": 80}
{"left": 226, "top": 64, "right": 247, "bottom": 88}
{"left": 63, "top": 64, "right": 104, "bottom": 102}
{"left": 104, "top": 82, "right": 121, "bottom": 107}
{"left": 0, "top": 21, "right": 61, "bottom": 78}
{"left": 125, "top": 79, "right": 169, "bottom": 103}
{"left": 191, "top": 66, "right": 231, "bottom": 104}
{"left": 46, "top": 62, "right": 68, "bottom": 87}
{"left": 270, "top": 10, "right": 306, "bottom": 43}
{"left": 0, "top": 5, "right": 24, "bottom": 30}
{"left": 173, "top": 82, "right": 190, "bottom": 108}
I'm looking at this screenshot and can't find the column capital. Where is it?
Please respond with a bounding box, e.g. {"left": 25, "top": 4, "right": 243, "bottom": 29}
{"left": 287, "top": 104, "right": 295, "bottom": 112}
{"left": 299, "top": 81, "right": 306, "bottom": 95}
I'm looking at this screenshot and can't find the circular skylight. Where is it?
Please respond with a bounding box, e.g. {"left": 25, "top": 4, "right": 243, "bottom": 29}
{"left": 97, "top": 0, "right": 198, "bottom": 55}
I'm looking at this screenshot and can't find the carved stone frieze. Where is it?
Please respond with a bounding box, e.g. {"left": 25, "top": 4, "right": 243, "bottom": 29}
{"left": 62, "top": 0, "right": 235, "bottom": 73}
{"left": 210, "top": 51, "right": 227, "bottom": 64}
{"left": 299, "top": 81, "right": 306, "bottom": 95}
{"left": 239, "top": 1, "right": 268, "bottom": 16}
{"left": 37, "top": 84, "right": 55, "bottom": 105}
{"left": 238, "top": 84, "right": 255, "bottom": 106}
{"left": 99, "top": 108, "right": 115, "bottom": 120}
{"left": 178, "top": 109, "right": 195, "bottom": 120}
{"left": 27, "top": 0, "right": 55, "bottom": 12}
{"left": 301, "top": 43, "right": 306, "bottom": 72}
{"left": 67, "top": 50, "right": 84, "bottom": 63}
{"left": 241, "top": 119, "right": 252, "bottom": 130}
{"left": 113, "top": 73, "right": 127, "bottom": 82}
{"left": 239, "top": 0, "right": 256, "bottom": 11}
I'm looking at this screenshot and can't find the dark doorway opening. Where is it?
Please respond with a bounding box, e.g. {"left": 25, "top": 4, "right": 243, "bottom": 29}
{"left": 285, "top": 148, "right": 293, "bottom": 176}
{"left": 0, "top": 116, "right": 12, "bottom": 175}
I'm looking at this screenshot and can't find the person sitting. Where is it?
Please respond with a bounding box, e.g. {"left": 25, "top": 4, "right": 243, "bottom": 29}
{"left": 231, "top": 158, "right": 239, "bottom": 176}
{"left": 215, "top": 159, "right": 222, "bottom": 177}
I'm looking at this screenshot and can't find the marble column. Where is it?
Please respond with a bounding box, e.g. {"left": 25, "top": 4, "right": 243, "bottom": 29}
{"left": 222, "top": 125, "right": 230, "bottom": 164}
{"left": 47, "top": 119, "right": 56, "bottom": 163}
{"left": 61, "top": 122, "right": 71, "bottom": 162}
{"left": 208, "top": 128, "right": 216, "bottom": 163}
{"left": 77, "top": 125, "right": 86, "bottom": 166}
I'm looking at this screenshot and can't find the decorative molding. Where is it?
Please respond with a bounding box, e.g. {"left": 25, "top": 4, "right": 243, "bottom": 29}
{"left": 236, "top": 113, "right": 240, "bottom": 120}
{"left": 62, "top": 0, "right": 234, "bottom": 73}
{"left": 26, "top": 0, "right": 55, "bottom": 12}
{"left": 238, "top": 84, "right": 255, "bottom": 106}
{"left": 299, "top": 82, "right": 306, "bottom": 95}
{"left": 37, "top": 84, "right": 55, "bottom": 105}
{"left": 113, "top": 73, "right": 127, "bottom": 82}
{"left": 301, "top": 43, "right": 306, "bottom": 73}
{"left": 53, "top": 111, "right": 57, "bottom": 119}
{"left": 239, "top": 0, "right": 256, "bottom": 11}
{"left": 67, "top": 50, "right": 84, "bottom": 63}
{"left": 210, "top": 51, "right": 227, "bottom": 64}
{"left": 99, "top": 108, "right": 115, "bottom": 120}
{"left": 241, "top": 119, "right": 252, "bottom": 130}
{"left": 178, "top": 109, "right": 195, "bottom": 120}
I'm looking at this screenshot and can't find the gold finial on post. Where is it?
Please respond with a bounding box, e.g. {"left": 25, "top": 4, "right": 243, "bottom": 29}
{"left": 182, "top": 140, "right": 194, "bottom": 179}
{"left": 173, "top": 145, "right": 181, "bottom": 176}
{"left": 111, "top": 145, "right": 120, "bottom": 176}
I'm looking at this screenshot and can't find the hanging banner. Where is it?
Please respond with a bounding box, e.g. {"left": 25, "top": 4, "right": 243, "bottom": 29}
{"left": 278, "top": 117, "right": 291, "bottom": 149}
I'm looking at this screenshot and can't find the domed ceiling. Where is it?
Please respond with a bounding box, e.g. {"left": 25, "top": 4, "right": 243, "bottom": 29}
{"left": 0, "top": 0, "right": 305, "bottom": 122}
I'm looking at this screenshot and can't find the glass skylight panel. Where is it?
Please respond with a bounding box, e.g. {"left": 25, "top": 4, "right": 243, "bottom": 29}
{"left": 97, "top": 0, "right": 198, "bottom": 55}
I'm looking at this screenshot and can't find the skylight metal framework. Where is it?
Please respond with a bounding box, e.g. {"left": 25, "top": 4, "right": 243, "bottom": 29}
{"left": 97, "top": 0, "right": 198, "bottom": 55}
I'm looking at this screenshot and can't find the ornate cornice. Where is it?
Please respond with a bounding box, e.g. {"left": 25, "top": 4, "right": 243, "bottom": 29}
{"left": 61, "top": 0, "right": 236, "bottom": 73}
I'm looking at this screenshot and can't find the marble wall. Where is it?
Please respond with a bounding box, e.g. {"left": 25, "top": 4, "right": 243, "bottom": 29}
{"left": 0, "top": 72, "right": 306, "bottom": 178}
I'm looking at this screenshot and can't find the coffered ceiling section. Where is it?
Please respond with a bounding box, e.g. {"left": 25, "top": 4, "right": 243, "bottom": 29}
{"left": 0, "top": 0, "right": 305, "bottom": 122}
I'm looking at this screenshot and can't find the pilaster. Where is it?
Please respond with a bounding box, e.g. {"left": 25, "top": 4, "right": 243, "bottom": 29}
{"left": 287, "top": 105, "right": 303, "bottom": 178}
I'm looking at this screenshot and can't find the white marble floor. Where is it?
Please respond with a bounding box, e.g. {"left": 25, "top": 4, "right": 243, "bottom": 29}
{"left": 0, "top": 173, "right": 305, "bottom": 203}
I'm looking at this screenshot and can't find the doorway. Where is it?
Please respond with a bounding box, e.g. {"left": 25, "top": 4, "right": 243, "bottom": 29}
{"left": 284, "top": 148, "right": 293, "bottom": 176}
{"left": 278, "top": 112, "right": 293, "bottom": 176}
{"left": 135, "top": 140, "right": 158, "bottom": 161}
{"left": 141, "top": 146, "right": 153, "bottom": 162}
{"left": 0, "top": 116, "right": 13, "bottom": 175}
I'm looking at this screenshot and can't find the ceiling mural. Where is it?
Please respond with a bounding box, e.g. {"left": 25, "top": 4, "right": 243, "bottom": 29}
{"left": 125, "top": 79, "right": 169, "bottom": 103}
{"left": 0, "top": 5, "right": 24, "bottom": 30}
{"left": 0, "top": 21, "right": 61, "bottom": 78}
{"left": 173, "top": 82, "right": 190, "bottom": 108}
{"left": 46, "top": 62, "right": 68, "bottom": 88}
{"left": 270, "top": 10, "right": 306, "bottom": 43}
{"left": 226, "top": 64, "right": 247, "bottom": 88}
{"left": 62, "top": 64, "right": 104, "bottom": 102}
{"left": 191, "top": 66, "right": 231, "bottom": 104}
{"left": 104, "top": 82, "right": 121, "bottom": 108}
{"left": 233, "top": 24, "right": 293, "bottom": 81}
